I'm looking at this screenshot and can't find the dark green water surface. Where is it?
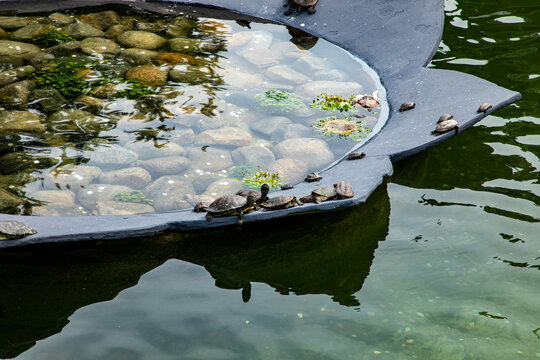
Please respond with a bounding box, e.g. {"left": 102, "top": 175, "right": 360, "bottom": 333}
{"left": 1, "top": 1, "right": 539, "bottom": 358}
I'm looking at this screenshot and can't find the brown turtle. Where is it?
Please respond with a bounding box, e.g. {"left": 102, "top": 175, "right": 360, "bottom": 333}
{"left": 0, "top": 221, "right": 37, "bottom": 241}
{"left": 205, "top": 194, "right": 256, "bottom": 224}
{"left": 305, "top": 172, "right": 322, "bottom": 182}
{"left": 284, "top": 0, "right": 318, "bottom": 15}
{"left": 262, "top": 195, "right": 302, "bottom": 210}
{"left": 312, "top": 185, "right": 337, "bottom": 203}
{"left": 236, "top": 184, "right": 269, "bottom": 205}
{"left": 347, "top": 150, "right": 366, "bottom": 160}
{"left": 433, "top": 119, "right": 459, "bottom": 135}
{"left": 477, "top": 103, "right": 492, "bottom": 113}
{"left": 399, "top": 102, "right": 415, "bottom": 112}
{"left": 193, "top": 202, "right": 209, "bottom": 213}
{"left": 335, "top": 181, "right": 354, "bottom": 199}
{"left": 438, "top": 113, "right": 453, "bottom": 123}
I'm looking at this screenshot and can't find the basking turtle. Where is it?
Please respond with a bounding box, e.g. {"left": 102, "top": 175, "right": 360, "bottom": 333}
{"left": 438, "top": 113, "right": 453, "bottom": 123}
{"left": 477, "top": 102, "right": 492, "bottom": 113}
{"left": 0, "top": 221, "right": 37, "bottom": 241}
{"left": 236, "top": 183, "right": 270, "bottom": 205}
{"left": 305, "top": 172, "right": 322, "bottom": 182}
{"left": 312, "top": 185, "right": 337, "bottom": 203}
{"left": 205, "top": 194, "right": 256, "bottom": 224}
{"left": 399, "top": 102, "right": 415, "bottom": 112}
{"left": 433, "top": 119, "right": 459, "bottom": 135}
{"left": 262, "top": 195, "right": 302, "bottom": 210}
{"left": 335, "top": 181, "right": 354, "bottom": 199}
{"left": 284, "top": 0, "right": 318, "bottom": 15}
{"left": 347, "top": 150, "right": 366, "bottom": 160}
{"left": 193, "top": 202, "right": 209, "bottom": 213}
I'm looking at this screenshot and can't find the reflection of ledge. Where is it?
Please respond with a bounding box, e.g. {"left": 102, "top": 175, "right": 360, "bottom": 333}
{"left": 0, "top": 185, "right": 389, "bottom": 358}
{"left": 0, "top": 0, "right": 520, "bottom": 247}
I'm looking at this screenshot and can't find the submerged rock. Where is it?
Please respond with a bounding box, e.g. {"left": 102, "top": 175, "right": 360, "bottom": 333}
{"left": 30, "top": 190, "right": 76, "bottom": 207}
{"left": 274, "top": 138, "right": 334, "bottom": 171}
{"left": 296, "top": 81, "right": 363, "bottom": 100}
{"left": 118, "top": 30, "right": 167, "bottom": 50}
{"left": 231, "top": 145, "right": 276, "bottom": 167}
{"left": 99, "top": 167, "right": 152, "bottom": 189}
{"left": 195, "top": 127, "right": 252, "bottom": 147}
{"left": 0, "top": 110, "right": 46, "bottom": 133}
{"left": 120, "top": 48, "right": 159, "bottom": 65}
{"left": 124, "top": 141, "right": 185, "bottom": 160}
{"left": 250, "top": 116, "right": 291, "bottom": 136}
{"left": 47, "top": 41, "right": 82, "bottom": 56}
{"left": 48, "top": 13, "right": 75, "bottom": 26}
{"left": 29, "top": 88, "right": 69, "bottom": 112}
{"left": 95, "top": 201, "right": 155, "bottom": 215}
{"left": 0, "top": 188, "right": 23, "bottom": 213}
{"left": 144, "top": 175, "right": 195, "bottom": 211}
{"left": 135, "top": 156, "right": 190, "bottom": 177}
{"left": 203, "top": 178, "right": 244, "bottom": 198}
{"left": 79, "top": 10, "right": 121, "bottom": 31}
{"left": 268, "top": 158, "right": 308, "bottom": 184}
{"left": 63, "top": 23, "right": 105, "bottom": 39}
{"left": 266, "top": 65, "right": 309, "bottom": 85}
{"left": 169, "top": 37, "right": 220, "bottom": 53}
{"left": 44, "top": 165, "right": 102, "bottom": 189}
{"left": 77, "top": 184, "right": 134, "bottom": 211}
{"left": 189, "top": 147, "right": 233, "bottom": 172}
{"left": 86, "top": 143, "right": 139, "bottom": 167}
{"left": 125, "top": 65, "right": 168, "bottom": 87}
{"left": 0, "top": 16, "right": 30, "bottom": 30}
{"left": 80, "top": 37, "right": 121, "bottom": 55}
{"left": 11, "top": 24, "right": 55, "bottom": 42}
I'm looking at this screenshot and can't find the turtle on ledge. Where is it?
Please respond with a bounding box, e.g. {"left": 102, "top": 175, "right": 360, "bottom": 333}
{"left": 0, "top": 221, "right": 37, "bottom": 241}
{"left": 284, "top": 0, "right": 318, "bottom": 15}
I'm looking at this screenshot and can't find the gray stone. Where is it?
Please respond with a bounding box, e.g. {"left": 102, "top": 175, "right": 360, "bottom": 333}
{"left": 0, "top": 80, "right": 36, "bottom": 108}
{"left": 296, "top": 81, "right": 364, "bottom": 100}
{"left": 104, "top": 24, "right": 129, "bottom": 39}
{"left": 125, "top": 141, "right": 185, "bottom": 160}
{"left": 195, "top": 127, "right": 252, "bottom": 147}
{"left": 30, "top": 190, "right": 76, "bottom": 207}
{"left": 313, "top": 69, "right": 349, "bottom": 82}
{"left": 189, "top": 147, "right": 233, "bottom": 172}
{"left": 241, "top": 48, "right": 279, "bottom": 68}
{"left": 270, "top": 41, "right": 308, "bottom": 60}
{"left": 168, "top": 65, "right": 215, "bottom": 85}
{"left": 86, "top": 144, "right": 139, "bottom": 167}
{"left": 29, "top": 88, "right": 69, "bottom": 112}
{"left": 48, "top": 13, "right": 75, "bottom": 26}
{"left": 274, "top": 138, "right": 334, "bottom": 171}
{"left": 79, "top": 10, "right": 121, "bottom": 31}
{"left": 268, "top": 158, "right": 308, "bottom": 184}
{"left": 47, "top": 41, "right": 81, "bottom": 56}
{"left": 239, "top": 30, "right": 273, "bottom": 49}
{"left": 170, "top": 127, "right": 195, "bottom": 145}
{"left": 292, "top": 56, "right": 332, "bottom": 73}
{"left": 44, "top": 165, "right": 102, "bottom": 189}
{"left": 11, "top": 24, "right": 55, "bottom": 42}
{"left": 250, "top": 116, "right": 291, "bottom": 137}
{"left": 0, "top": 40, "right": 41, "bottom": 57}
{"left": 168, "top": 37, "right": 220, "bottom": 54}
{"left": 182, "top": 168, "right": 228, "bottom": 193}
{"left": 231, "top": 146, "right": 276, "bottom": 168}
{"left": 266, "top": 65, "right": 309, "bottom": 85}
{"left": 119, "top": 48, "right": 159, "bottom": 65}
{"left": 125, "top": 65, "right": 168, "bottom": 87}
{"left": 80, "top": 37, "right": 120, "bottom": 56}
{"left": 118, "top": 31, "right": 167, "bottom": 50}
{"left": 90, "top": 83, "right": 120, "bottom": 99}
{"left": 31, "top": 205, "right": 85, "bottom": 217}
{"left": 134, "top": 21, "right": 165, "bottom": 33}
{"left": 0, "top": 65, "right": 34, "bottom": 86}
{"left": 271, "top": 124, "right": 313, "bottom": 143}
{"left": 63, "top": 23, "right": 105, "bottom": 40}
{"left": 0, "top": 188, "right": 23, "bottom": 213}
{"left": 99, "top": 167, "right": 152, "bottom": 189}
{"left": 145, "top": 175, "right": 195, "bottom": 212}
{"left": 46, "top": 109, "right": 112, "bottom": 135}
{"left": 95, "top": 201, "right": 155, "bottom": 216}
{"left": 77, "top": 184, "right": 133, "bottom": 211}
{"left": 203, "top": 178, "right": 244, "bottom": 198}
{"left": 0, "top": 16, "right": 30, "bottom": 30}
{"left": 0, "top": 110, "right": 46, "bottom": 133}
{"left": 135, "top": 156, "right": 190, "bottom": 177}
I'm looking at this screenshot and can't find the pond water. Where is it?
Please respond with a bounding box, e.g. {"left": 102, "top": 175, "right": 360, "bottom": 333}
{"left": 1, "top": 0, "right": 539, "bottom": 359}
{"left": 0, "top": 5, "right": 386, "bottom": 216}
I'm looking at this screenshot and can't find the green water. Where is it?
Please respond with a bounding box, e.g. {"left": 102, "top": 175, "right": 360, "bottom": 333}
{"left": 1, "top": 0, "right": 539, "bottom": 358}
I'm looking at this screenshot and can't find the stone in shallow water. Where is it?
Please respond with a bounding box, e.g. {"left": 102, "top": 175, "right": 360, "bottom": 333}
{"left": 157, "top": 52, "right": 197, "bottom": 65}
{"left": 29, "top": 88, "right": 69, "bottom": 112}
{"left": 80, "top": 37, "right": 121, "bottom": 55}
{"left": 231, "top": 145, "right": 276, "bottom": 168}
{"left": 296, "top": 81, "right": 364, "bottom": 100}
{"left": 271, "top": 124, "right": 313, "bottom": 143}
{"left": 145, "top": 175, "right": 195, "bottom": 212}
{"left": 86, "top": 144, "right": 139, "bottom": 167}
{"left": 168, "top": 37, "right": 220, "bottom": 54}
{"left": 182, "top": 168, "right": 228, "bottom": 193}
{"left": 31, "top": 205, "right": 85, "bottom": 216}
{"left": 169, "top": 127, "right": 195, "bottom": 145}
{"left": 79, "top": 10, "right": 121, "bottom": 31}
{"left": 63, "top": 23, "right": 105, "bottom": 40}
{"left": 125, "top": 65, "right": 168, "bottom": 87}
{"left": 313, "top": 69, "right": 349, "bottom": 82}
{"left": 105, "top": 24, "right": 129, "bottom": 39}
{"left": 135, "top": 156, "right": 190, "bottom": 177}
{"left": 266, "top": 65, "right": 309, "bottom": 85}
{"left": 11, "top": 24, "right": 55, "bottom": 42}
{"left": 241, "top": 48, "right": 279, "bottom": 68}
{"left": 77, "top": 184, "right": 133, "bottom": 211}
{"left": 292, "top": 56, "right": 332, "bottom": 73}
{"left": 98, "top": 167, "right": 152, "bottom": 189}
{"left": 0, "top": 110, "right": 45, "bottom": 133}
{"left": 46, "top": 109, "right": 112, "bottom": 135}
{"left": 30, "top": 190, "right": 76, "bottom": 207}
{"left": 118, "top": 30, "right": 167, "bottom": 50}
{"left": 189, "top": 147, "right": 233, "bottom": 172}
{"left": 268, "top": 158, "right": 308, "bottom": 184}
{"left": 250, "top": 116, "right": 291, "bottom": 137}
{"left": 0, "top": 80, "right": 35, "bottom": 108}
{"left": 118, "top": 48, "right": 159, "bottom": 65}
{"left": 49, "top": 13, "right": 75, "bottom": 26}
{"left": 74, "top": 95, "right": 108, "bottom": 113}
{"left": 270, "top": 41, "right": 308, "bottom": 60}
{"left": 95, "top": 201, "right": 155, "bottom": 216}
{"left": 0, "top": 16, "right": 30, "bottom": 30}
{"left": 0, "top": 188, "right": 23, "bottom": 213}
{"left": 195, "top": 127, "right": 252, "bottom": 147}
{"left": 47, "top": 41, "right": 82, "bottom": 56}
{"left": 44, "top": 165, "right": 102, "bottom": 189}
{"left": 203, "top": 178, "right": 244, "bottom": 198}
{"left": 274, "top": 137, "right": 334, "bottom": 171}
{"left": 124, "top": 141, "right": 185, "bottom": 160}
{"left": 219, "top": 69, "right": 263, "bottom": 89}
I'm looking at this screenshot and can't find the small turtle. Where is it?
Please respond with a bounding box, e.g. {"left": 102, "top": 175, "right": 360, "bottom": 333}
{"left": 263, "top": 195, "right": 301, "bottom": 210}
{"left": 477, "top": 102, "right": 492, "bottom": 113}
{"left": 305, "top": 172, "right": 322, "bottom": 182}
{"left": 193, "top": 202, "right": 209, "bottom": 213}
{"left": 0, "top": 221, "right": 37, "bottom": 241}
{"left": 284, "top": 0, "right": 318, "bottom": 15}
{"left": 432, "top": 119, "right": 459, "bottom": 135}
{"left": 205, "top": 194, "right": 257, "bottom": 224}
{"left": 236, "top": 183, "right": 270, "bottom": 205}
{"left": 335, "top": 181, "right": 354, "bottom": 199}
{"left": 281, "top": 183, "right": 294, "bottom": 190}
{"left": 399, "top": 102, "right": 415, "bottom": 112}
{"left": 438, "top": 113, "right": 453, "bottom": 123}
{"left": 312, "top": 185, "right": 337, "bottom": 203}
{"left": 347, "top": 150, "right": 366, "bottom": 160}
{"left": 299, "top": 194, "right": 316, "bottom": 203}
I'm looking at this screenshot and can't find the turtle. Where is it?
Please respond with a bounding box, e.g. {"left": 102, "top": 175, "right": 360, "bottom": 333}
{"left": 399, "top": 102, "right": 415, "bottom": 112}
{"left": 438, "top": 113, "right": 453, "bottom": 123}
{"left": 236, "top": 183, "right": 269, "bottom": 205}
{"left": 281, "top": 183, "right": 294, "bottom": 190}
{"left": 0, "top": 221, "right": 37, "bottom": 241}
{"left": 347, "top": 150, "right": 366, "bottom": 160}
{"left": 193, "top": 202, "right": 209, "bottom": 213}
{"left": 432, "top": 119, "right": 459, "bottom": 135}
{"left": 284, "top": 0, "right": 318, "bottom": 15}
{"left": 354, "top": 90, "right": 382, "bottom": 109}
{"left": 305, "top": 172, "right": 322, "bottom": 182}
{"left": 335, "top": 181, "right": 354, "bottom": 199}
{"left": 477, "top": 102, "right": 492, "bottom": 113}
{"left": 205, "top": 194, "right": 257, "bottom": 224}
{"left": 262, "top": 195, "right": 302, "bottom": 210}
{"left": 311, "top": 185, "right": 337, "bottom": 203}
{"left": 299, "top": 194, "right": 316, "bottom": 203}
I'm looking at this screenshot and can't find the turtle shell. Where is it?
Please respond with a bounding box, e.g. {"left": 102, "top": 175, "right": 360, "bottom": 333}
{"left": 236, "top": 189, "right": 261, "bottom": 201}
{"left": 312, "top": 186, "right": 337, "bottom": 199}
{"left": 438, "top": 113, "right": 453, "bottom": 123}
{"left": 207, "top": 195, "right": 247, "bottom": 216}
{"left": 295, "top": 0, "right": 318, "bottom": 6}
{"left": 433, "top": 119, "right": 458, "bottom": 134}
{"left": 262, "top": 195, "right": 296, "bottom": 210}
{"left": 335, "top": 181, "right": 354, "bottom": 198}
{"left": 0, "top": 221, "right": 37, "bottom": 240}
{"left": 477, "top": 102, "right": 492, "bottom": 113}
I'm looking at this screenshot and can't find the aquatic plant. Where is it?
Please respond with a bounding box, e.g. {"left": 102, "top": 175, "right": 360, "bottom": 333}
{"left": 31, "top": 30, "right": 76, "bottom": 47}
{"left": 229, "top": 165, "right": 258, "bottom": 179}
{"left": 311, "top": 93, "right": 357, "bottom": 112}
{"left": 117, "top": 81, "right": 156, "bottom": 100}
{"left": 113, "top": 190, "right": 153, "bottom": 205}
{"left": 236, "top": 166, "right": 282, "bottom": 188}
{"left": 29, "top": 61, "right": 93, "bottom": 98}
{"left": 255, "top": 90, "right": 305, "bottom": 113}
{"left": 312, "top": 115, "right": 370, "bottom": 141}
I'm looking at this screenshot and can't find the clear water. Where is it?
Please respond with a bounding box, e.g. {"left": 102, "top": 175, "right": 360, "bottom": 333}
{"left": 0, "top": 6, "right": 386, "bottom": 216}
{"left": 0, "top": 0, "right": 539, "bottom": 359}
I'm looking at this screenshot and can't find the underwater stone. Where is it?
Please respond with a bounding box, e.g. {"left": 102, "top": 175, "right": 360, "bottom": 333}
{"left": 43, "top": 165, "right": 102, "bottom": 189}
{"left": 250, "top": 116, "right": 291, "bottom": 136}
{"left": 77, "top": 184, "right": 134, "bottom": 211}
{"left": 169, "top": 127, "right": 195, "bottom": 145}
{"left": 271, "top": 123, "right": 312, "bottom": 143}
{"left": 99, "top": 167, "right": 152, "bottom": 189}
{"left": 203, "top": 178, "right": 244, "bottom": 198}
{"left": 145, "top": 175, "right": 195, "bottom": 212}
{"left": 135, "top": 156, "right": 190, "bottom": 177}
{"left": 79, "top": 11, "right": 121, "bottom": 31}
{"left": 0, "top": 65, "right": 34, "bottom": 86}
{"left": 219, "top": 68, "right": 263, "bottom": 89}
{"left": 231, "top": 145, "right": 276, "bottom": 168}
{"left": 30, "top": 190, "right": 76, "bottom": 208}
{"left": 48, "top": 13, "right": 75, "bottom": 26}
{"left": 0, "top": 16, "right": 30, "bottom": 30}
{"left": 47, "top": 41, "right": 82, "bottom": 56}
{"left": 105, "top": 24, "right": 129, "bottom": 39}
{"left": 0, "top": 40, "right": 41, "bottom": 57}
{"left": 266, "top": 65, "right": 309, "bottom": 85}
{"left": 74, "top": 95, "right": 108, "bottom": 113}
{"left": 268, "top": 158, "right": 308, "bottom": 184}
{"left": 0, "top": 80, "right": 36, "bottom": 108}
{"left": 124, "top": 141, "right": 185, "bottom": 160}
{"left": 0, "top": 188, "right": 23, "bottom": 213}
{"left": 120, "top": 48, "right": 160, "bottom": 65}
{"left": 195, "top": 127, "right": 252, "bottom": 147}
{"left": 0, "top": 110, "right": 46, "bottom": 133}
{"left": 80, "top": 37, "right": 121, "bottom": 55}
{"left": 0, "top": 55, "right": 24, "bottom": 71}
{"left": 241, "top": 48, "right": 279, "bottom": 68}
{"left": 125, "top": 65, "right": 168, "bottom": 87}
{"left": 296, "top": 81, "right": 364, "bottom": 100}
{"left": 188, "top": 147, "right": 233, "bottom": 172}
{"left": 63, "top": 23, "right": 105, "bottom": 40}
{"left": 86, "top": 144, "right": 139, "bottom": 167}
{"left": 168, "top": 37, "right": 220, "bottom": 54}
{"left": 47, "top": 109, "right": 111, "bottom": 135}
{"left": 11, "top": 24, "right": 55, "bottom": 42}
{"left": 95, "top": 201, "right": 155, "bottom": 216}
{"left": 274, "top": 138, "right": 334, "bottom": 171}
{"left": 118, "top": 30, "right": 167, "bottom": 50}
{"left": 29, "top": 88, "right": 69, "bottom": 112}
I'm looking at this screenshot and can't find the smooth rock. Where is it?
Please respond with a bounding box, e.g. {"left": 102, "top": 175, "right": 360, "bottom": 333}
{"left": 231, "top": 146, "right": 276, "bottom": 167}
{"left": 220, "top": 69, "right": 263, "bottom": 89}
{"left": 47, "top": 41, "right": 82, "bottom": 56}
{"left": 266, "top": 65, "right": 309, "bottom": 85}
{"left": 313, "top": 69, "right": 349, "bottom": 82}
{"left": 125, "top": 141, "right": 185, "bottom": 160}
{"left": 292, "top": 56, "right": 332, "bottom": 73}
{"left": 120, "top": 48, "right": 159, "bottom": 65}
{"left": 250, "top": 116, "right": 291, "bottom": 136}
{"left": 24, "top": 52, "right": 55, "bottom": 70}
{"left": 77, "top": 184, "right": 133, "bottom": 211}
{"left": 44, "top": 165, "right": 102, "bottom": 189}
{"left": 99, "top": 167, "right": 152, "bottom": 189}
{"left": 0, "top": 80, "right": 36, "bottom": 108}
{"left": 0, "top": 16, "right": 30, "bottom": 30}
{"left": 168, "top": 66, "right": 215, "bottom": 84}
{"left": 46, "top": 109, "right": 112, "bottom": 135}
{"left": 145, "top": 175, "right": 195, "bottom": 212}
{"left": 79, "top": 10, "right": 121, "bottom": 31}
{"left": 11, "top": 24, "right": 55, "bottom": 42}
{"left": 0, "top": 40, "right": 41, "bottom": 57}
{"left": 0, "top": 55, "right": 24, "bottom": 71}
{"left": 74, "top": 95, "right": 108, "bottom": 113}
{"left": 185, "top": 194, "right": 216, "bottom": 207}
{"left": 241, "top": 48, "right": 279, "bottom": 68}
{"left": 125, "top": 65, "right": 168, "bottom": 87}
{"left": 268, "top": 158, "right": 308, "bottom": 184}
{"left": 271, "top": 124, "right": 313, "bottom": 142}
{"left": 104, "top": 24, "right": 129, "bottom": 39}
{"left": 189, "top": 147, "right": 233, "bottom": 172}
{"left": 118, "top": 31, "right": 167, "bottom": 50}
{"left": 0, "top": 188, "right": 23, "bottom": 212}
{"left": 296, "top": 81, "right": 363, "bottom": 100}
{"left": 95, "top": 201, "right": 155, "bottom": 215}
{"left": 169, "top": 127, "right": 195, "bottom": 145}
{"left": 30, "top": 190, "right": 76, "bottom": 207}
{"left": 49, "top": 13, "right": 75, "bottom": 26}
{"left": 227, "top": 32, "right": 253, "bottom": 48}
{"left": 29, "top": 88, "right": 69, "bottom": 112}
{"left": 239, "top": 30, "right": 273, "bottom": 49}
{"left": 182, "top": 168, "right": 228, "bottom": 193}
{"left": 168, "top": 37, "right": 220, "bottom": 54}
{"left": 63, "top": 23, "right": 105, "bottom": 39}
{"left": 135, "top": 156, "right": 190, "bottom": 176}
{"left": 274, "top": 137, "right": 334, "bottom": 171}
{"left": 270, "top": 41, "right": 308, "bottom": 60}
{"left": 86, "top": 144, "right": 139, "bottom": 167}
{"left": 0, "top": 65, "right": 34, "bottom": 87}
{"left": 203, "top": 178, "right": 244, "bottom": 198}
{"left": 0, "top": 110, "right": 45, "bottom": 133}
{"left": 80, "top": 37, "right": 120, "bottom": 55}
{"left": 90, "top": 83, "right": 120, "bottom": 99}
{"left": 195, "top": 127, "right": 252, "bottom": 147}
{"left": 157, "top": 52, "right": 197, "bottom": 65}
{"left": 32, "top": 205, "right": 85, "bottom": 216}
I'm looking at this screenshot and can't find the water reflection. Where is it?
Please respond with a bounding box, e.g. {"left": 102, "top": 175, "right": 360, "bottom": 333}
{"left": 0, "top": 184, "right": 389, "bottom": 358}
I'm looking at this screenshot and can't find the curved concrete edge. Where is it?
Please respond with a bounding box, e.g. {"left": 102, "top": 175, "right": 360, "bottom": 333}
{"left": 0, "top": 156, "right": 393, "bottom": 249}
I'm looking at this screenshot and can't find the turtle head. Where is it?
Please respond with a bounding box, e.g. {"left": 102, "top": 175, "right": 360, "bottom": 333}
{"left": 260, "top": 183, "right": 270, "bottom": 198}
